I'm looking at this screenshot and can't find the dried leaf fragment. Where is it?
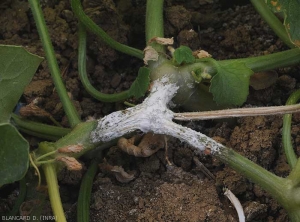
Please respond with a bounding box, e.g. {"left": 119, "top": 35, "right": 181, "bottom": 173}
{"left": 118, "top": 133, "right": 165, "bottom": 157}
{"left": 193, "top": 50, "right": 212, "bottom": 58}
{"left": 56, "top": 156, "right": 82, "bottom": 171}
{"left": 19, "top": 103, "right": 51, "bottom": 118}
{"left": 167, "top": 46, "right": 175, "bottom": 54}
{"left": 111, "top": 166, "right": 135, "bottom": 183}
{"left": 250, "top": 71, "right": 278, "bottom": 90}
{"left": 143, "top": 46, "right": 159, "bottom": 65}
{"left": 99, "top": 161, "right": 135, "bottom": 183}
{"left": 148, "top": 37, "right": 174, "bottom": 45}
{"left": 58, "top": 144, "right": 84, "bottom": 153}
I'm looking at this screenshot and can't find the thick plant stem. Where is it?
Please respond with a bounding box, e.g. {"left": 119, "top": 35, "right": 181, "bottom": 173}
{"left": 43, "top": 163, "right": 67, "bottom": 222}
{"left": 288, "top": 213, "right": 300, "bottom": 222}
{"left": 78, "top": 23, "right": 131, "bottom": 102}
{"left": 250, "top": 0, "right": 295, "bottom": 48}
{"left": 54, "top": 121, "right": 99, "bottom": 159}
{"left": 214, "top": 148, "right": 286, "bottom": 203}
{"left": 216, "top": 147, "right": 300, "bottom": 221}
{"left": 289, "top": 159, "right": 300, "bottom": 187}
{"left": 219, "top": 48, "right": 300, "bottom": 72}
{"left": 71, "top": 0, "right": 143, "bottom": 60}
{"left": 28, "top": 0, "right": 81, "bottom": 128}
{"left": 35, "top": 121, "right": 101, "bottom": 165}
{"left": 146, "top": 0, "right": 165, "bottom": 54}
{"left": 286, "top": 159, "right": 300, "bottom": 221}
{"left": 282, "top": 90, "right": 300, "bottom": 168}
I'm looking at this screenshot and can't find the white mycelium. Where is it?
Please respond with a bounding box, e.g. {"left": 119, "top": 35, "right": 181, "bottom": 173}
{"left": 90, "top": 76, "right": 224, "bottom": 154}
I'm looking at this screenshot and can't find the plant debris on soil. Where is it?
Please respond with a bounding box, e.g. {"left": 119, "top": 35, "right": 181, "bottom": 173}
{"left": 1, "top": 0, "right": 300, "bottom": 221}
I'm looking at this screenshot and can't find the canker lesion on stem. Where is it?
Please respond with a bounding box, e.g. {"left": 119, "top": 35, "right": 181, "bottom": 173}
{"left": 90, "top": 75, "right": 300, "bottom": 220}
{"left": 90, "top": 76, "right": 224, "bottom": 154}
{"left": 91, "top": 75, "right": 300, "bottom": 156}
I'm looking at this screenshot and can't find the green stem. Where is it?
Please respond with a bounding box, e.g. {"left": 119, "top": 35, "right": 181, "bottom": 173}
{"left": 250, "top": 0, "right": 295, "bottom": 48}
{"left": 77, "top": 159, "right": 99, "bottom": 222}
{"left": 286, "top": 159, "right": 300, "bottom": 221}
{"left": 54, "top": 121, "right": 99, "bottom": 159}
{"left": 288, "top": 159, "right": 300, "bottom": 187}
{"left": 43, "top": 163, "right": 67, "bottom": 222}
{"left": 78, "top": 23, "right": 131, "bottom": 102}
{"left": 38, "top": 159, "right": 56, "bottom": 165}
{"left": 28, "top": 0, "right": 81, "bottom": 128}
{"left": 71, "top": 0, "right": 143, "bottom": 60}
{"left": 11, "top": 113, "right": 71, "bottom": 140}
{"left": 35, "top": 121, "right": 102, "bottom": 163}
{"left": 215, "top": 147, "right": 300, "bottom": 220}
{"left": 282, "top": 90, "right": 300, "bottom": 168}
{"left": 219, "top": 48, "right": 300, "bottom": 72}
{"left": 288, "top": 209, "right": 300, "bottom": 222}
{"left": 36, "top": 150, "right": 57, "bottom": 162}
{"left": 17, "top": 127, "right": 64, "bottom": 141}
{"left": 146, "top": 0, "right": 165, "bottom": 53}
{"left": 49, "top": 115, "right": 63, "bottom": 127}
{"left": 124, "top": 101, "right": 136, "bottom": 107}
{"left": 29, "top": 153, "right": 42, "bottom": 187}
{"left": 214, "top": 147, "right": 286, "bottom": 205}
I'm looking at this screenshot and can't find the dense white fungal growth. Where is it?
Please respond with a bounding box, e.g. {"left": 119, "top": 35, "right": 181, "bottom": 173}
{"left": 90, "top": 76, "right": 225, "bottom": 154}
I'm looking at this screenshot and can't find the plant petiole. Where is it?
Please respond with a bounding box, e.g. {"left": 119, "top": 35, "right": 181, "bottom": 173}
{"left": 77, "top": 159, "right": 99, "bottom": 222}
{"left": 77, "top": 23, "right": 132, "bottom": 102}
{"left": 29, "top": 153, "right": 42, "bottom": 187}
{"left": 250, "top": 0, "right": 295, "bottom": 48}
{"left": 35, "top": 150, "right": 57, "bottom": 162}
{"left": 146, "top": 0, "right": 165, "bottom": 54}
{"left": 28, "top": 0, "right": 81, "bottom": 128}
{"left": 43, "top": 163, "right": 67, "bottom": 222}
{"left": 219, "top": 48, "right": 300, "bottom": 72}
{"left": 282, "top": 90, "right": 300, "bottom": 168}
{"left": 71, "top": 0, "right": 143, "bottom": 59}
{"left": 37, "top": 159, "right": 56, "bottom": 165}
{"left": 11, "top": 113, "right": 71, "bottom": 140}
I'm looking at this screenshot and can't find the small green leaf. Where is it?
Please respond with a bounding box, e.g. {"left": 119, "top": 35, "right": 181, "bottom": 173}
{"left": 173, "top": 46, "right": 195, "bottom": 65}
{"left": 266, "top": 0, "right": 300, "bottom": 47}
{"left": 0, "top": 45, "right": 43, "bottom": 123}
{"left": 210, "top": 62, "right": 253, "bottom": 106}
{"left": 0, "top": 123, "right": 29, "bottom": 186}
{"left": 128, "top": 67, "right": 150, "bottom": 99}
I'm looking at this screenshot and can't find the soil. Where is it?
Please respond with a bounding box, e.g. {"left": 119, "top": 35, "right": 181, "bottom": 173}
{"left": 1, "top": 0, "right": 300, "bottom": 221}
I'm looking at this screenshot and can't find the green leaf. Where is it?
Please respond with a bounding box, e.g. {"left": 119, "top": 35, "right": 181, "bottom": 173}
{"left": 210, "top": 62, "right": 253, "bottom": 106}
{"left": 0, "top": 45, "right": 43, "bottom": 123}
{"left": 266, "top": 0, "right": 300, "bottom": 47}
{"left": 0, "top": 123, "right": 29, "bottom": 186}
{"left": 128, "top": 67, "right": 150, "bottom": 99}
{"left": 173, "top": 46, "right": 195, "bottom": 65}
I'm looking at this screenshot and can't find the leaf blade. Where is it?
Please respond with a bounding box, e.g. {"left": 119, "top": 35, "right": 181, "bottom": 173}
{"left": 128, "top": 67, "right": 150, "bottom": 99}
{"left": 0, "top": 123, "right": 29, "bottom": 186}
{"left": 266, "top": 0, "right": 300, "bottom": 47}
{"left": 0, "top": 45, "right": 43, "bottom": 123}
{"left": 173, "top": 46, "right": 195, "bottom": 65}
{"left": 210, "top": 62, "right": 253, "bottom": 106}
